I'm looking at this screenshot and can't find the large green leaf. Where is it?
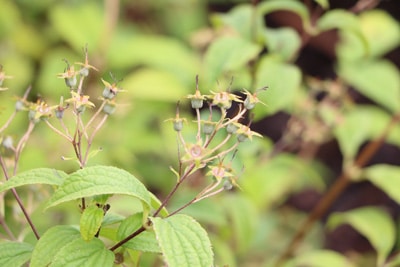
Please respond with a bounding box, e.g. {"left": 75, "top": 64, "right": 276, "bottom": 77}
{"left": 30, "top": 225, "right": 81, "bottom": 267}
{"left": 257, "top": 0, "right": 311, "bottom": 32}
{"left": 339, "top": 59, "right": 400, "bottom": 113}
{"left": 152, "top": 214, "right": 213, "bottom": 267}
{"left": 0, "top": 168, "right": 67, "bottom": 193}
{"left": 80, "top": 205, "right": 104, "bottom": 241}
{"left": 49, "top": 238, "right": 114, "bottom": 267}
{"left": 45, "top": 165, "right": 151, "bottom": 210}
{"left": 0, "top": 242, "right": 33, "bottom": 267}
{"left": 364, "top": 165, "right": 400, "bottom": 204}
{"left": 254, "top": 55, "right": 301, "bottom": 118}
{"left": 327, "top": 207, "right": 395, "bottom": 266}
{"left": 117, "top": 213, "right": 160, "bottom": 253}
{"left": 203, "top": 36, "right": 261, "bottom": 87}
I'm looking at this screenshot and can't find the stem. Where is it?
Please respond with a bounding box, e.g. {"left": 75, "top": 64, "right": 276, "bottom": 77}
{"left": 13, "top": 122, "right": 35, "bottom": 175}
{"left": 274, "top": 113, "right": 400, "bottom": 266}
{"left": 0, "top": 214, "right": 16, "bottom": 240}
{"left": 110, "top": 225, "right": 146, "bottom": 252}
{"left": 0, "top": 156, "right": 40, "bottom": 240}
{"left": 82, "top": 114, "right": 108, "bottom": 166}
{"left": 45, "top": 120, "right": 72, "bottom": 141}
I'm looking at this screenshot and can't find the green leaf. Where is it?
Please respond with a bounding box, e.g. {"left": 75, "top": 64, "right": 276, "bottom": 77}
{"left": 211, "top": 4, "right": 264, "bottom": 41}
{"left": 49, "top": 2, "right": 103, "bottom": 52}
{"left": 152, "top": 214, "right": 213, "bottom": 267}
{"left": 0, "top": 168, "right": 67, "bottom": 193}
{"left": 257, "top": 0, "right": 311, "bottom": 32}
{"left": 327, "top": 206, "right": 395, "bottom": 266}
{"left": 339, "top": 59, "right": 400, "bottom": 113}
{"left": 0, "top": 242, "right": 33, "bottom": 267}
{"left": 203, "top": 36, "right": 261, "bottom": 87}
{"left": 45, "top": 165, "right": 151, "bottom": 211}
{"left": 49, "top": 238, "right": 114, "bottom": 267}
{"left": 254, "top": 55, "right": 301, "bottom": 118}
{"left": 334, "top": 105, "right": 400, "bottom": 160}
{"left": 359, "top": 10, "right": 400, "bottom": 58}
{"left": 364, "top": 165, "right": 400, "bottom": 204}
{"left": 122, "top": 68, "right": 188, "bottom": 102}
{"left": 263, "top": 27, "right": 301, "bottom": 61}
{"left": 317, "top": 9, "right": 369, "bottom": 57}
{"left": 30, "top": 225, "right": 81, "bottom": 267}
{"left": 117, "top": 213, "right": 161, "bottom": 253}
{"left": 290, "top": 250, "right": 355, "bottom": 267}
{"left": 80, "top": 205, "right": 104, "bottom": 241}
{"left": 150, "top": 192, "right": 169, "bottom": 217}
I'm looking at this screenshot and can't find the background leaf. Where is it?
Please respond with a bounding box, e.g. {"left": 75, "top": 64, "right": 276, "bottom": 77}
{"left": 285, "top": 250, "right": 355, "bottom": 267}
{"left": 80, "top": 205, "right": 104, "bottom": 241}
{"left": 152, "top": 214, "right": 213, "bottom": 267}
{"left": 327, "top": 206, "right": 395, "bottom": 266}
{"left": 0, "top": 168, "right": 67, "bottom": 193}
{"left": 0, "top": 242, "right": 33, "bottom": 267}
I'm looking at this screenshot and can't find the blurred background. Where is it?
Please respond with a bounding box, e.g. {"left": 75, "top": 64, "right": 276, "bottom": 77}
{"left": 0, "top": 0, "right": 399, "bottom": 266}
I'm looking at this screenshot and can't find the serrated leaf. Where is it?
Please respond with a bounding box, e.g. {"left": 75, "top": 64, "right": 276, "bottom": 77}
{"left": 49, "top": 238, "right": 114, "bottom": 267}
{"left": 0, "top": 168, "right": 67, "bottom": 193}
{"left": 152, "top": 214, "right": 213, "bottom": 267}
{"left": 291, "top": 250, "right": 355, "bottom": 267}
{"left": 364, "top": 165, "right": 400, "bottom": 204}
{"left": 254, "top": 55, "right": 301, "bottom": 118}
{"left": 257, "top": 0, "right": 311, "bottom": 32}
{"left": 203, "top": 36, "right": 261, "bottom": 87}
{"left": 0, "top": 242, "right": 33, "bottom": 267}
{"left": 117, "top": 213, "right": 160, "bottom": 253}
{"left": 45, "top": 166, "right": 151, "bottom": 211}
{"left": 80, "top": 205, "right": 104, "bottom": 241}
{"left": 30, "top": 225, "right": 81, "bottom": 267}
{"left": 339, "top": 59, "right": 400, "bottom": 113}
{"left": 150, "top": 192, "right": 169, "bottom": 217}
{"left": 327, "top": 206, "right": 395, "bottom": 266}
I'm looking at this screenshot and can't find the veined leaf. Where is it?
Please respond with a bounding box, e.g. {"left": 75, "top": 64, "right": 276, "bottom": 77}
{"left": 80, "top": 205, "right": 104, "bottom": 241}
{"left": 49, "top": 238, "right": 114, "bottom": 267}
{"left": 0, "top": 168, "right": 67, "bottom": 193}
{"left": 45, "top": 165, "right": 151, "bottom": 211}
{"left": 117, "top": 213, "right": 160, "bottom": 253}
{"left": 0, "top": 242, "right": 33, "bottom": 267}
{"left": 30, "top": 225, "right": 81, "bottom": 267}
{"left": 152, "top": 214, "right": 213, "bottom": 267}
{"left": 327, "top": 207, "right": 395, "bottom": 266}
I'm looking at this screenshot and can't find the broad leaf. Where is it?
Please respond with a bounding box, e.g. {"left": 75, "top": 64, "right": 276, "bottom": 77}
{"left": 45, "top": 165, "right": 151, "bottom": 210}
{"left": 0, "top": 168, "right": 67, "bottom": 193}
{"left": 364, "top": 165, "right": 400, "bottom": 204}
{"left": 0, "top": 242, "right": 33, "bottom": 267}
{"left": 203, "top": 36, "right": 261, "bottom": 87}
{"left": 334, "top": 105, "right": 400, "bottom": 160}
{"left": 327, "top": 207, "right": 395, "bottom": 266}
{"left": 339, "top": 59, "right": 400, "bottom": 113}
{"left": 152, "top": 214, "right": 213, "bottom": 267}
{"left": 30, "top": 225, "right": 81, "bottom": 267}
{"left": 49, "top": 238, "right": 114, "bottom": 267}
{"left": 117, "top": 213, "right": 160, "bottom": 253}
{"left": 254, "top": 55, "right": 301, "bottom": 118}
{"left": 80, "top": 205, "right": 105, "bottom": 241}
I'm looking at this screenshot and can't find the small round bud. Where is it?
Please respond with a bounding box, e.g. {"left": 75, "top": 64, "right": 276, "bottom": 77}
{"left": 223, "top": 179, "right": 233, "bottom": 190}
{"left": 15, "top": 100, "right": 25, "bottom": 111}
{"left": 202, "top": 121, "right": 215, "bottom": 135}
{"left": 173, "top": 119, "right": 184, "bottom": 132}
{"left": 102, "top": 87, "right": 116, "bottom": 100}
{"left": 65, "top": 76, "right": 77, "bottom": 88}
{"left": 103, "top": 102, "right": 117, "bottom": 115}
{"left": 79, "top": 67, "right": 89, "bottom": 77}
{"left": 237, "top": 133, "right": 248, "bottom": 142}
{"left": 244, "top": 96, "right": 256, "bottom": 110}
{"left": 191, "top": 98, "right": 203, "bottom": 109}
{"left": 226, "top": 123, "right": 239, "bottom": 134}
